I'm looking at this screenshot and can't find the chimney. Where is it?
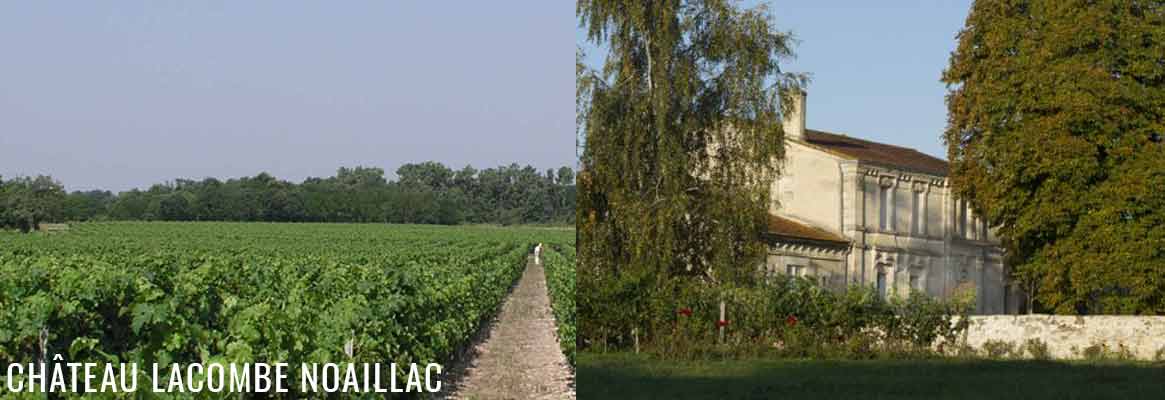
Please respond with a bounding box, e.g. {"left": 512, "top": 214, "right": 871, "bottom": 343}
{"left": 782, "top": 89, "right": 806, "bottom": 141}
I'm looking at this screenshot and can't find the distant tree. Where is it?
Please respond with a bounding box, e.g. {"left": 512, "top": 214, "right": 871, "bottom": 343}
{"left": 451, "top": 166, "right": 480, "bottom": 222}
{"left": 63, "top": 190, "right": 114, "bottom": 221}
{"left": 556, "top": 167, "right": 574, "bottom": 186}
{"left": 434, "top": 191, "right": 464, "bottom": 225}
{"left": 192, "top": 178, "right": 227, "bottom": 220}
{"left": 943, "top": 0, "right": 1165, "bottom": 314}
{"left": 109, "top": 189, "right": 149, "bottom": 220}
{"left": 158, "top": 192, "right": 194, "bottom": 221}
{"left": 397, "top": 162, "right": 453, "bottom": 190}
{"left": 0, "top": 175, "right": 67, "bottom": 232}
{"left": 453, "top": 165, "right": 478, "bottom": 190}
{"left": 336, "top": 166, "right": 387, "bottom": 189}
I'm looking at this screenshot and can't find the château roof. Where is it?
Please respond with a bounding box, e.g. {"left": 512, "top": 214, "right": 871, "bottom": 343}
{"left": 766, "top": 214, "right": 848, "bottom": 246}
{"left": 802, "top": 129, "right": 949, "bottom": 176}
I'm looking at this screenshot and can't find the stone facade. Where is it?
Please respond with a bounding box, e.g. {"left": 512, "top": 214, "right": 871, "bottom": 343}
{"left": 963, "top": 315, "right": 1165, "bottom": 360}
{"left": 764, "top": 91, "right": 1019, "bottom": 314}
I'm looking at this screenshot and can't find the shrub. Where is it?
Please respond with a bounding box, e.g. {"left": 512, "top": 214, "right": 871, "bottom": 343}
{"left": 842, "top": 332, "right": 879, "bottom": 360}
{"left": 585, "top": 274, "right": 972, "bottom": 360}
{"left": 951, "top": 342, "right": 980, "bottom": 359}
{"left": 1079, "top": 342, "right": 1134, "bottom": 361}
{"left": 1079, "top": 342, "right": 1125, "bottom": 361}
{"left": 1115, "top": 343, "right": 1134, "bottom": 361}
{"left": 1023, "top": 338, "right": 1051, "bottom": 360}
{"left": 982, "top": 340, "right": 1015, "bottom": 359}
{"left": 1081, "top": 343, "right": 1103, "bottom": 360}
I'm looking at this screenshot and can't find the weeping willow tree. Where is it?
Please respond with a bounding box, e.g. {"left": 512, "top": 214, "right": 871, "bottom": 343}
{"left": 577, "top": 0, "right": 804, "bottom": 348}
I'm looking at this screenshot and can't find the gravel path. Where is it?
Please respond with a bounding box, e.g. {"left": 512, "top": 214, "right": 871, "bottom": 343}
{"left": 442, "top": 255, "right": 575, "bottom": 399}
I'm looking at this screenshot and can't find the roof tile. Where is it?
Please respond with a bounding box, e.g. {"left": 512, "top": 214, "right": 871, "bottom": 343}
{"left": 766, "top": 214, "right": 848, "bottom": 244}
{"left": 803, "top": 130, "right": 949, "bottom": 176}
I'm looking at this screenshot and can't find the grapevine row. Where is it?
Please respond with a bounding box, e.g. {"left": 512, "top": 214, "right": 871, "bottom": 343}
{"left": 0, "top": 222, "right": 574, "bottom": 396}
{"left": 542, "top": 244, "right": 577, "bottom": 365}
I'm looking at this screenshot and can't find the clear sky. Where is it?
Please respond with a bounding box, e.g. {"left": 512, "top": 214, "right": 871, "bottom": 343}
{"left": 578, "top": 0, "right": 973, "bottom": 161}
{"left": 1, "top": 2, "right": 573, "bottom": 192}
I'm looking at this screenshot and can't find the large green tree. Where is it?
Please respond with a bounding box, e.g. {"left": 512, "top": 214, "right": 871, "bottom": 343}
{"left": 577, "top": 0, "right": 803, "bottom": 346}
{"left": 943, "top": 0, "right": 1165, "bottom": 314}
{"left": 0, "top": 175, "right": 67, "bottom": 232}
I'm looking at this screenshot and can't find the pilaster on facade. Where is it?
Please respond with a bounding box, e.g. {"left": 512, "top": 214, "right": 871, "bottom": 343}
{"left": 840, "top": 161, "right": 861, "bottom": 233}
{"left": 843, "top": 161, "right": 865, "bottom": 287}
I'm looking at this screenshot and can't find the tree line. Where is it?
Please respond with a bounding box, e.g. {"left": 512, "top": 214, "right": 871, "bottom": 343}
{"left": 0, "top": 162, "right": 575, "bottom": 231}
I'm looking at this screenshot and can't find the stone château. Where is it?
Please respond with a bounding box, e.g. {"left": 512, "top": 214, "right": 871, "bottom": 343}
{"left": 764, "top": 91, "right": 1019, "bottom": 314}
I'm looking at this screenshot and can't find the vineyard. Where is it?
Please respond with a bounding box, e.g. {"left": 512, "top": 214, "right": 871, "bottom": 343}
{"left": 0, "top": 222, "right": 575, "bottom": 396}
{"left": 543, "top": 244, "right": 576, "bottom": 365}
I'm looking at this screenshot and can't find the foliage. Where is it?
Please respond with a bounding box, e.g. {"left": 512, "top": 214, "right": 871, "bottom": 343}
{"left": 1079, "top": 342, "right": 1135, "bottom": 361}
{"left": 0, "top": 175, "right": 66, "bottom": 232}
{"left": 943, "top": 0, "right": 1165, "bottom": 314}
{"left": 982, "top": 340, "right": 1016, "bottom": 359}
{"left": 1024, "top": 338, "right": 1051, "bottom": 360}
{"left": 581, "top": 274, "right": 972, "bottom": 360}
{"left": 35, "top": 161, "right": 576, "bottom": 227}
{"left": 577, "top": 0, "right": 806, "bottom": 355}
{"left": 0, "top": 222, "right": 574, "bottom": 397}
{"left": 543, "top": 245, "right": 578, "bottom": 365}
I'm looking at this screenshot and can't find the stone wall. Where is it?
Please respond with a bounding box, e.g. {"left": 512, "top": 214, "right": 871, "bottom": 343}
{"left": 964, "top": 315, "right": 1165, "bottom": 360}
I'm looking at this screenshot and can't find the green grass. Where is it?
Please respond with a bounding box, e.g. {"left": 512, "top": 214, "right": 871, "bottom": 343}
{"left": 578, "top": 352, "right": 1165, "bottom": 399}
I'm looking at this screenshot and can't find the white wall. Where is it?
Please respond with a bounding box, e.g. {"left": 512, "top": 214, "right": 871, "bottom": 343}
{"left": 773, "top": 142, "right": 842, "bottom": 231}
{"left": 963, "top": 315, "right": 1165, "bottom": 360}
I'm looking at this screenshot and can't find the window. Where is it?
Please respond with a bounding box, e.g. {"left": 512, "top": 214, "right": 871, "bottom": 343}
{"left": 888, "top": 186, "right": 896, "bottom": 232}
{"left": 876, "top": 271, "right": 887, "bottom": 299}
{"left": 878, "top": 186, "right": 888, "bottom": 231}
{"left": 909, "top": 274, "right": 920, "bottom": 292}
{"left": 920, "top": 192, "right": 929, "bottom": 236}
{"left": 786, "top": 264, "right": 804, "bottom": 277}
{"left": 911, "top": 191, "right": 921, "bottom": 236}
{"left": 879, "top": 182, "right": 895, "bottom": 232}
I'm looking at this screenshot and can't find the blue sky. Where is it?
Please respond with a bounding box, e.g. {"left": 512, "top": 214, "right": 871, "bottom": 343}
{"left": 0, "top": 2, "right": 573, "bottom": 192}
{"left": 578, "top": 0, "right": 973, "bottom": 160}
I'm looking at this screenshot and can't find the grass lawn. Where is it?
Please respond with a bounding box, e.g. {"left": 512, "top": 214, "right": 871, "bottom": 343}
{"left": 578, "top": 352, "right": 1165, "bottom": 399}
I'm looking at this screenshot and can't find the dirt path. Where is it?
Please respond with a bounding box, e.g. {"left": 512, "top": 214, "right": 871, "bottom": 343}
{"left": 441, "top": 255, "right": 575, "bottom": 399}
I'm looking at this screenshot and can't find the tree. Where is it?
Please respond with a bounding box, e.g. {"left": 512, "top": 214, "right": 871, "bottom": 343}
{"left": 158, "top": 192, "right": 194, "bottom": 221}
{"left": 0, "top": 175, "right": 67, "bottom": 232}
{"left": 577, "top": 0, "right": 803, "bottom": 346}
{"left": 943, "top": 0, "right": 1165, "bottom": 314}
{"left": 109, "top": 189, "right": 150, "bottom": 220}
{"left": 397, "top": 162, "right": 453, "bottom": 190}
{"left": 556, "top": 167, "right": 575, "bottom": 186}
{"left": 63, "top": 190, "right": 114, "bottom": 221}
